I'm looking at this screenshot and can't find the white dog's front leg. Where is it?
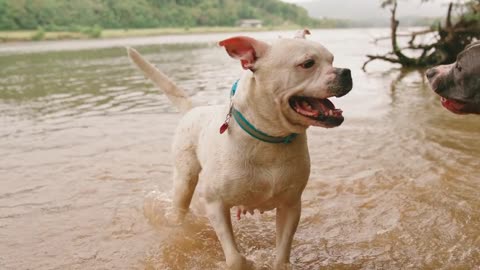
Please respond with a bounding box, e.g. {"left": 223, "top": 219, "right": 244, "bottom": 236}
{"left": 274, "top": 201, "right": 301, "bottom": 270}
{"left": 206, "top": 201, "right": 249, "bottom": 270}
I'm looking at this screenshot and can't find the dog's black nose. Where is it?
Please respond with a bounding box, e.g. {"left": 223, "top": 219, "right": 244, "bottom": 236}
{"left": 339, "top": 68, "right": 351, "bottom": 78}
{"left": 335, "top": 68, "right": 353, "bottom": 97}
{"left": 426, "top": 68, "right": 437, "bottom": 79}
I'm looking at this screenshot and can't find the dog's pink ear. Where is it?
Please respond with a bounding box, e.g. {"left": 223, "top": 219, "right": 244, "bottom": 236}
{"left": 219, "top": 36, "right": 270, "bottom": 70}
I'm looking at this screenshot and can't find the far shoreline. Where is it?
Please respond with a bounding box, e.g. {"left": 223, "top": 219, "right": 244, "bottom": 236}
{"left": 0, "top": 26, "right": 315, "bottom": 43}
{"left": 0, "top": 27, "right": 406, "bottom": 56}
{"left": 0, "top": 25, "right": 427, "bottom": 44}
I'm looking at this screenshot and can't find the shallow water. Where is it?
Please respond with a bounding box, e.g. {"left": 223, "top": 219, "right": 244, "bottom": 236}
{"left": 0, "top": 29, "right": 479, "bottom": 270}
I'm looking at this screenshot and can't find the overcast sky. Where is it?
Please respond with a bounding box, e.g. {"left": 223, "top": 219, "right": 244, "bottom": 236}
{"left": 281, "top": 0, "right": 455, "bottom": 20}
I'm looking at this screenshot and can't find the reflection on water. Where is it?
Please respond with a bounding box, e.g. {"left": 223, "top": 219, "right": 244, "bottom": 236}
{"left": 0, "top": 29, "right": 479, "bottom": 269}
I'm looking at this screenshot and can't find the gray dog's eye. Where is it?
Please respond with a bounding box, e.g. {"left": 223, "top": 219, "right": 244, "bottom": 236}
{"left": 455, "top": 63, "right": 462, "bottom": 72}
{"left": 300, "top": 59, "right": 315, "bottom": 69}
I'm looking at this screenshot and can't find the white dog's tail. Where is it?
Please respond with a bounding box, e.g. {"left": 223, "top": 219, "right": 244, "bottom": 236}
{"left": 127, "top": 47, "right": 192, "bottom": 113}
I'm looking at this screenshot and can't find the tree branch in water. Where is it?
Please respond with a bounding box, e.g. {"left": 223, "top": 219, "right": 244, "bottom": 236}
{"left": 363, "top": 0, "right": 480, "bottom": 71}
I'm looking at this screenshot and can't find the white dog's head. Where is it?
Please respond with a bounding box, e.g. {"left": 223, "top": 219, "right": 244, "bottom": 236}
{"left": 219, "top": 32, "right": 353, "bottom": 130}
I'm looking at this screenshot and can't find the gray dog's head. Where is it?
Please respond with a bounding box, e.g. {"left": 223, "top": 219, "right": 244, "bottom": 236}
{"left": 426, "top": 41, "right": 480, "bottom": 114}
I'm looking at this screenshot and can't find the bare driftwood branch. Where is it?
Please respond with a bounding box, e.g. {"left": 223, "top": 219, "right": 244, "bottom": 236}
{"left": 362, "top": 54, "right": 400, "bottom": 71}
{"left": 446, "top": 2, "right": 453, "bottom": 28}
{"left": 363, "top": 0, "right": 414, "bottom": 70}
{"left": 372, "top": 28, "right": 436, "bottom": 45}
{"left": 363, "top": 0, "right": 480, "bottom": 71}
{"left": 408, "top": 29, "right": 436, "bottom": 45}
{"left": 389, "top": 1, "right": 416, "bottom": 65}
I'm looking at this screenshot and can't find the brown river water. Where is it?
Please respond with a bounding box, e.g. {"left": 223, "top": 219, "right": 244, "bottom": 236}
{"left": 0, "top": 29, "right": 479, "bottom": 269}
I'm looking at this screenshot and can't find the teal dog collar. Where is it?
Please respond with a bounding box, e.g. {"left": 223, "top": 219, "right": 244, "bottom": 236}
{"left": 219, "top": 80, "right": 297, "bottom": 144}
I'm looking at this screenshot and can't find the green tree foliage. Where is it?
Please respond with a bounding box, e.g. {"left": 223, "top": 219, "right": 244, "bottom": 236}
{"left": 0, "top": 0, "right": 332, "bottom": 30}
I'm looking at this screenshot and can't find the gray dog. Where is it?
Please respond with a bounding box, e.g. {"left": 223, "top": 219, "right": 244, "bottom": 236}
{"left": 426, "top": 41, "right": 480, "bottom": 114}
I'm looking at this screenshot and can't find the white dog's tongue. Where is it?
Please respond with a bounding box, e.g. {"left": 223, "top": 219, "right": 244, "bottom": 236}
{"left": 295, "top": 99, "right": 320, "bottom": 116}
{"left": 294, "top": 97, "right": 340, "bottom": 117}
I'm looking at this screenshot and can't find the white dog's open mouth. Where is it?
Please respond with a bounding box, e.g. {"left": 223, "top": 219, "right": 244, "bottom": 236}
{"left": 289, "top": 96, "right": 344, "bottom": 127}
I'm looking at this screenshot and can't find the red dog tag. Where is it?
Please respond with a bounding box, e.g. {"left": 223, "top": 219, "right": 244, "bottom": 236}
{"left": 219, "top": 123, "right": 229, "bottom": 134}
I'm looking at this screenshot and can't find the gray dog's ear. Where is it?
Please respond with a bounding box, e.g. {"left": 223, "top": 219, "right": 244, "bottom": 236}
{"left": 219, "top": 36, "right": 270, "bottom": 70}
{"left": 294, "top": 29, "right": 311, "bottom": 39}
{"left": 464, "top": 40, "right": 480, "bottom": 51}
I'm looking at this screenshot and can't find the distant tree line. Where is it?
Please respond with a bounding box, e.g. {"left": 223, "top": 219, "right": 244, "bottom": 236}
{"left": 0, "top": 0, "right": 346, "bottom": 30}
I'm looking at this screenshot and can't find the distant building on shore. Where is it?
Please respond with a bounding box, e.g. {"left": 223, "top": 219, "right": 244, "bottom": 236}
{"left": 238, "top": 19, "right": 263, "bottom": 28}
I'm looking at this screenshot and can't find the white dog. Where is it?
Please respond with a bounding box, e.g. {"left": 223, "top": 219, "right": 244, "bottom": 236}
{"left": 128, "top": 30, "right": 352, "bottom": 269}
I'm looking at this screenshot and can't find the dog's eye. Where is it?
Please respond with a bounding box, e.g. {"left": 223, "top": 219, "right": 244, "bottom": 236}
{"left": 456, "top": 64, "right": 462, "bottom": 72}
{"left": 300, "top": 59, "right": 315, "bottom": 69}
